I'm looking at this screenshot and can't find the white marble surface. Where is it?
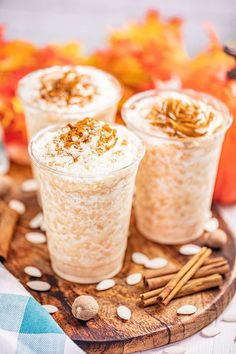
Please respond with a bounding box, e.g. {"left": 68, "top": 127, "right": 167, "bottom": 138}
{"left": 139, "top": 205, "right": 236, "bottom": 354}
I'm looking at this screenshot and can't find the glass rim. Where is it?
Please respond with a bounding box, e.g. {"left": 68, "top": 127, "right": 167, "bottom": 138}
{"left": 29, "top": 121, "right": 145, "bottom": 180}
{"left": 122, "top": 89, "right": 233, "bottom": 143}
{"left": 17, "top": 65, "right": 123, "bottom": 115}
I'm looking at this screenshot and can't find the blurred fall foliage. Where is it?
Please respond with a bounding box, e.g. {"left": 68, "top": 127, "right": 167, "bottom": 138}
{"left": 0, "top": 10, "right": 236, "bottom": 202}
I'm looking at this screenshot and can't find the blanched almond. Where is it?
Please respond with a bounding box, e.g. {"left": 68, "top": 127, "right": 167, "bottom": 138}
{"left": 9, "top": 199, "right": 25, "bottom": 214}
{"left": 126, "top": 273, "right": 142, "bottom": 285}
{"left": 96, "top": 279, "right": 115, "bottom": 291}
{"left": 117, "top": 305, "right": 131, "bottom": 320}
{"left": 27, "top": 280, "right": 51, "bottom": 292}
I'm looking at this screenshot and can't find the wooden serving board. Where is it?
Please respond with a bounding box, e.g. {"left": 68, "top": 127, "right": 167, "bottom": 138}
{"left": 4, "top": 163, "right": 236, "bottom": 354}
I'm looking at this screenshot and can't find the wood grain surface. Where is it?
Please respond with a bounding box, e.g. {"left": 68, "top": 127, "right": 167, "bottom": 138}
{"left": 3, "top": 163, "right": 236, "bottom": 354}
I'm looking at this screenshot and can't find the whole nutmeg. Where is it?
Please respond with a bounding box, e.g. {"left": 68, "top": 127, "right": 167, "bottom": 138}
{"left": 71, "top": 295, "right": 99, "bottom": 321}
{"left": 204, "top": 229, "right": 227, "bottom": 249}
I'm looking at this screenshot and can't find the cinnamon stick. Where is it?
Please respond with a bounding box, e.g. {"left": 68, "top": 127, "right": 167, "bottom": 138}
{"left": 157, "top": 247, "right": 212, "bottom": 305}
{"left": 0, "top": 202, "right": 19, "bottom": 259}
{"left": 144, "top": 256, "right": 226, "bottom": 280}
{"left": 142, "top": 274, "right": 223, "bottom": 307}
{"left": 145, "top": 260, "right": 229, "bottom": 290}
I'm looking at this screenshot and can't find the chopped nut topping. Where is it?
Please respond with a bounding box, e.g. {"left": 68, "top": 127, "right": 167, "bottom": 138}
{"left": 40, "top": 69, "right": 98, "bottom": 106}
{"left": 54, "top": 118, "right": 118, "bottom": 160}
{"left": 146, "top": 97, "right": 217, "bottom": 138}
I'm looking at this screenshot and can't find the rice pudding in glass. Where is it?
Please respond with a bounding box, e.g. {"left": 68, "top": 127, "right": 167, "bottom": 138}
{"left": 18, "top": 65, "right": 122, "bottom": 140}
{"left": 122, "top": 90, "right": 232, "bottom": 245}
{"left": 29, "top": 118, "right": 144, "bottom": 283}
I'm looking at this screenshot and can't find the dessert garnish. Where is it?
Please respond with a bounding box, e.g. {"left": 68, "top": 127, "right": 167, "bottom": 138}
{"left": 176, "top": 304, "right": 197, "bottom": 315}
{"left": 117, "top": 305, "right": 131, "bottom": 321}
{"left": 25, "top": 232, "right": 46, "bottom": 244}
{"left": 21, "top": 178, "right": 38, "bottom": 192}
{"left": 96, "top": 279, "right": 116, "bottom": 291}
{"left": 24, "top": 266, "right": 42, "bottom": 278}
{"left": 42, "top": 305, "right": 58, "bottom": 314}
{"left": 8, "top": 199, "right": 26, "bottom": 215}
{"left": 71, "top": 295, "right": 99, "bottom": 321}
{"left": 126, "top": 273, "right": 142, "bottom": 285}
{"left": 54, "top": 118, "right": 118, "bottom": 160}
{"left": 141, "top": 251, "right": 229, "bottom": 307}
{"left": 201, "top": 327, "right": 221, "bottom": 337}
{"left": 26, "top": 280, "right": 51, "bottom": 292}
{"left": 40, "top": 69, "right": 99, "bottom": 106}
{"left": 145, "top": 97, "right": 218, "bottom": 138}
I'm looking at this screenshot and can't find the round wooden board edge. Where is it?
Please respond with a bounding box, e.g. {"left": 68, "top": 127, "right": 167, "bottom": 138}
{"left": 75, "top": 216, "right": 236, "bottom": 354}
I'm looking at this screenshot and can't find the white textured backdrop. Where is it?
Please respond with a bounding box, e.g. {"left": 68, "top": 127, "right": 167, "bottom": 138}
{"left": 0, "top": 0, "right": 235, "bottom": 54}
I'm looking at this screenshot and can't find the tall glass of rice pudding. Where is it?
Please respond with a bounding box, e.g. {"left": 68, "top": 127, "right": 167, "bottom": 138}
{"left": 18, "top": 65, "right": 122, "bottom": 140}
{"left": 122, "top": 90, "right": 232, "bottom": 245}
{"left": 29, "top": 118, "right": 144, "bottom": 283}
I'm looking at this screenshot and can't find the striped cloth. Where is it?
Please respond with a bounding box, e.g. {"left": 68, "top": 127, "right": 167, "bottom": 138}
{"left": 0, "top": 264, "right": 84, "bottom": 354}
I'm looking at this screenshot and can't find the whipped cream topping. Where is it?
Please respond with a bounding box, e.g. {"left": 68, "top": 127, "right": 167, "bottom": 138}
{"left": 32, "top": 118, "right": 143, "bottom": 176}
{"left": 18, "top": 66, "right": 121, "bottom": 113}
{"left": 125, "top": 92, "right": 226, "bottom": 139}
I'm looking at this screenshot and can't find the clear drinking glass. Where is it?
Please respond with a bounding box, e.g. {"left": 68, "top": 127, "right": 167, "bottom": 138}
{"left": 29, "top": 124, "right": 144, "bottom": 283}
{"left": 122, "top": 89, "right": 232, "bottom": 245}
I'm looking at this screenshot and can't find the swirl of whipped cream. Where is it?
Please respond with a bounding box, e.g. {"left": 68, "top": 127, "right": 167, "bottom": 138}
{"left": 32, "top": 118, "right": 143, "bottom": 176}
{"left": 127, "top": 92, "right": 225, "bottom": 139}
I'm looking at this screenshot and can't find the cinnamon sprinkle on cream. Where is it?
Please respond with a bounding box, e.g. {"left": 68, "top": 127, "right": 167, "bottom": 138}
{"left": 40, "top": 69, "right": 98, "bottom": 107}
{"left": 55, "top": 118, "right": 118, "bottom": 159}
{"left": 145, "top": 97, "right": 217, "bottom": 138}
{"left": 32, "top": 117, "right": 144, "bottom": 177}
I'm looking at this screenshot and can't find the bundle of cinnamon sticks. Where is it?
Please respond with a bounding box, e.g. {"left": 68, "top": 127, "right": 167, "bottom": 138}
{"left": 0, "top": 200, "right": 19, "bottom": 260}
{"left": 141, "top": 247, "right": 229, "bottom": 307}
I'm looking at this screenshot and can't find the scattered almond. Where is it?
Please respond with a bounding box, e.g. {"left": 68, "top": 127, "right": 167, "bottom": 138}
{"left": 126, "top": 273, "right": 142, "bottom": 285}
{"left": 117, "top": 305, "right": 131, "bottom": 320}
{"left": 26, "top": 280, "right": 51, "bottom": 292}
{"left": 144, "top": 257, "right": 168, "bottom": 269}
{"left": 21, "top": 179, "right": 38, "bottom": 192}
{"left": 96, "top": 279, "right": 115, "bottom": 291}
{"left": 25, "top": 232, "right": 46, "bottom": 244}
{"left": 222, "top": 314, "right": 236, "bottom": 322}
{"left": 8, "top": 199, "right": 25, "bottom": 214}
{"left": 201, "top": 327, "right": 221, "bottom": 337}
{"left": 204, "top": 229, "right": 227, "bottom": 249}
{"left": 131, "top": 252, "right": 149, "bottom": 265}
{"left": 177, "top": 304, "right": 197, "bottom": 315}
{"left": 24, "top": 266, "right": 42, "bottom": 278}
{"left": 163, "top": 346, "right": 186, "bottom": 354}
{"left": 179, "top": 244, "right": 201, "bottom": 256}
{"left": 204, "top": 217, "right": 219, "bottom": 233}
{"left": 29, "top": 212, "right": 44, "bottom": 229}
{"left": 42, "top": 304, "right": 58, "bottom": 314}
{"left": 40, "top": 220, "right": 46, "bottom": 231}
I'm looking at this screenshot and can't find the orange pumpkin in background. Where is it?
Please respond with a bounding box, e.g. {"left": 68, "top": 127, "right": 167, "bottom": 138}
{"left": 182, "top": 30, "right": 236, "bottom": 204}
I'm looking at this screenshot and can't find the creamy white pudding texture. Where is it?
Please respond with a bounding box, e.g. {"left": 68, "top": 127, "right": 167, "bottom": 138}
{"left": 32, "top": 118, "right": 142, "bottom": 176}
{"left": 19, "top": 65, "right": 121, "bottom": 113}
{"left": 126, "top": 92, "right": 225, "bottom": 138}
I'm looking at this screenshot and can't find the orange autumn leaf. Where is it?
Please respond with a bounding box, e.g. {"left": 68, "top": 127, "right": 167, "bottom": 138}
{"left": 91, "top": 10, "right": 189, "bottom": 92}
{"left": 0, "top": 27, "right": 85, "bottom": 149}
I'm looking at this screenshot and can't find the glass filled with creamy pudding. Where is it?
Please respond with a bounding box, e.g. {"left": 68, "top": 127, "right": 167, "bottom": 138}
{"left": 122, "top": 90, "right": 232, "bottom": 245}
{"left": 29, "top": 118, "right": 144, "bottom": 283}
{"left": 18, "top": 65, "right": 122, "bottom": 140}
